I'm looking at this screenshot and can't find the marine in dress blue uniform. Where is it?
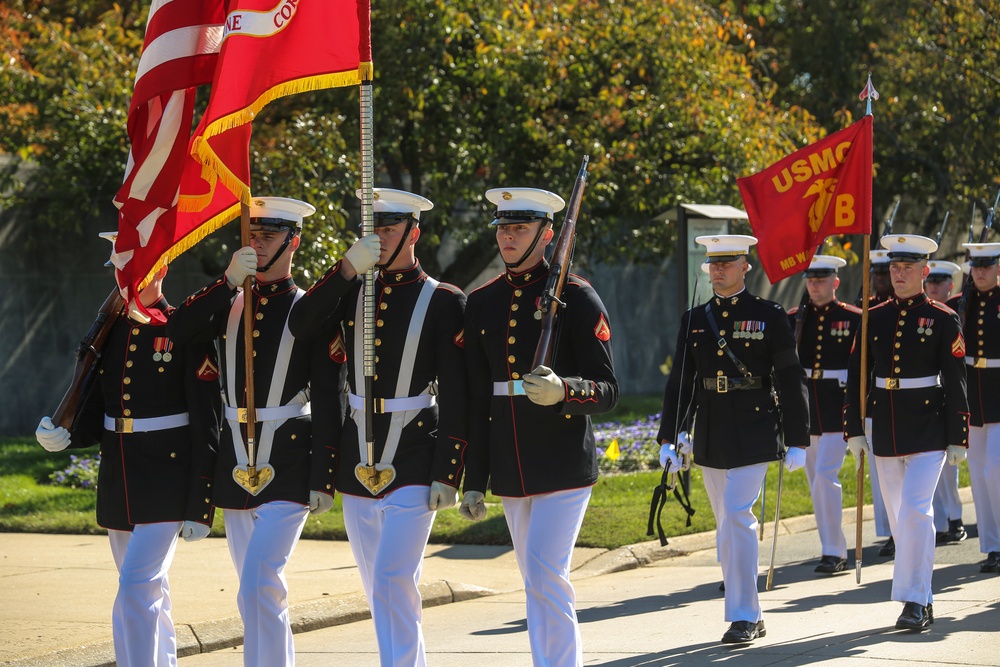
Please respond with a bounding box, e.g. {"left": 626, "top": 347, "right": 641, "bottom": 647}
{"left": 947, "top": 243, "right": 1000, "bottom": 573}
{"left": 844, "top": 234, "right": 970, "bottom": 630}
{"left": 657, "top": 234, "right": 809, "bottom": 644}
{"left": 787, "top": 255, "right": 860, "bottom": 574}
{"left": 166, "top": 197, "right": 341, "bottom": 666}
{"left": 924, "top": 260, "right": 969, "bottom": 544}
{"left": 461, "top": 187, "right": 618, "bottom": 667}
{"left": 35, "top": 251, "right": 221, "bottom": 667}
{"left": 289, "top": 188, "right": 467, "bottom": 667}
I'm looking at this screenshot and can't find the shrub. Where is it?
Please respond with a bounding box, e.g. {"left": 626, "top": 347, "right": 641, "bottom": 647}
{"left": 49, "top": 454, "right": 100, "bottom": 490}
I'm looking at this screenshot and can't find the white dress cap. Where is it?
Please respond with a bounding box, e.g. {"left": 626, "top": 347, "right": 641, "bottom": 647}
{"left": 879, "top": 233, "right": 938, "bottom": 260}
{"left": 695, "top": 234, "right": 758, "bottom": 262}
{"left": 249, "top": 196, "right": 316, "bottom": 229}
{"left": 355, "top": 187, "right": 433, "bottom": 221}
{"left": 805, "top": 254, "right": 847, "bottom": 275}
{"left": 870, "top": 249, "right": 890, "bottom": 266}
{"left": 926, "top": 260, "right": 962, "bottom": 279}
{"left": 485, "top": 187, "right": 566, "bottom": 225}
{"left": 962, "top": 242, "right": 1000, "bottom": 257}
{"left": 98, "top": 231, "right": 119, "bottom": 267}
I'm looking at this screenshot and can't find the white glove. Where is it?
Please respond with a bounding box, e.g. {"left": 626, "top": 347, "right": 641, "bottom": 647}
{"left": 225, "top": 246, "right": 258, "bottom": 287}
{"left": 126, "top": 300, "right": 151, "bottom": 324}
{"left": 309, "top": 490, "right": 334, "bottom": 516}
{"left": 522, "top": 366, "right": 565, "bottom": 406}
{"left": 659, "top": 443, "right": 681, "bottom": 473}
{"left": 677, "top": 431, "right": 693, "bottom": 457}
{"left": 847, "top": 435, "right": 868, "bottom": 471}
{"left": 35, "top": 416, "right": 71, "bottom": 452}
{"left": 428, "top": 481, "right": 459, "bottom": 511}
{"left": 946, "top": 445, "right": 967, "bottom": 466}
{"left": 344, "top": 234, "right": 381, "bottom": 275}
{"left": 180, "top": 521, "right": 210, "bottom": 542}
{"left": 459, "top": 490, "right": 487, "bottom": 521}
{"left": 784, "top": 446, "right": 806, "bottom": 472}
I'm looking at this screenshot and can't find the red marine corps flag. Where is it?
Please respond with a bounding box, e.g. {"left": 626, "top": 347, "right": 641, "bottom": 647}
{"left": 112, "top": 0, "right": 239, "bottom": 322}
{"left": 190, "top": 0, "right": 372, "bottom": 204}
{"left": 737, "top": 115, "right": 873, "bottom": 283}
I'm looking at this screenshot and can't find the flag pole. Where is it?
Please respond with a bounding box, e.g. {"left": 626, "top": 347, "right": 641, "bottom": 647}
{"left": 856, "top": 72, "right": 877, "bottom": 584}
{"left": 240, "top": 202, "right": 260, "bottom": 488}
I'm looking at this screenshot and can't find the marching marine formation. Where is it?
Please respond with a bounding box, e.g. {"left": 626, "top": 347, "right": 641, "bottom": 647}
{"left": 948, "top": 242, "right": 1000, "bottom": 573}
{"left": 461, "top": 187, "right": 618, "bottom": 667}
{"left": 925, "top": 259, "right": 969, "bottom": 545}
{"left": 844, "top": 234, "right": 970, "bottom": 630}
{"left": 166, "top": 197, "right": 341, "bottom": 667}
{"left": 289, "top": 188, "right": 467, "bottom": 667}
{"left": 787, "top": 255, "right": 860, "bottom": 574}
{"left": 35, "top": 249, "right": 221, "bottom": 667}
{"left": 657, "top": 235, "right": 809, "bottom": 644}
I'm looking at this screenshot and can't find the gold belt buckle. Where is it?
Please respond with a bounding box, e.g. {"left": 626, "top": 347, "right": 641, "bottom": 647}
{"left": 237, "top": 408, "right": 248, "bottom": 423}
{"left": 812, "top": 369, "right": 823, "bottom": 380}
{"left": 885, "top": 378, "right": 899, "bottom": 390}
{"left": 115, "top": 417, "right": 133, "bottom": 434}
{"left": 975, "top": 357, "right": 988, "bottom": 369}
{"left": 716, "top": 376, "right": 728, "bottom": 393}
{"left": 375, "top": 398, "right": 386, "bottom": 414}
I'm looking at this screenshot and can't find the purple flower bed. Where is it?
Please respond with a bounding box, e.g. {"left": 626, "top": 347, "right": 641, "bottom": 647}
{"left": 49, "top": 454, "right": 100, "bottom": 490}
{"left": 593, "top": 413, "right": 661, "bottom": 472}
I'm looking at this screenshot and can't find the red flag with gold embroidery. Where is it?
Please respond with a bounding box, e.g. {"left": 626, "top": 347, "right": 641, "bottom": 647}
{"left": 737, "top": 116, "right": 873, "bottom": 283}
{"left": 190, "top": 0, "right": 373, "bottom": 204}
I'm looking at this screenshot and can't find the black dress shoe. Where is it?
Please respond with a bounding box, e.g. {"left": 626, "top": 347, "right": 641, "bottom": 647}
{"left": 935, "top": 531, "right": 951, "bottom": 545}
{"left": 895, "top": 601, "right": 932, "bottom": 631}
{"left": 948, "top": 519, "right": 968, "bottom": 543}
{"left": 814, "top": 555, "right": 847, "bottom": 574}
{"left": 722, "top": 620, "right": 766, "bottom": 643}
{"left": 878, "top": 536, "right": 895, "bottom": 558}
{"left": 980, "top": 551, "right": 1000, "bottom": 573}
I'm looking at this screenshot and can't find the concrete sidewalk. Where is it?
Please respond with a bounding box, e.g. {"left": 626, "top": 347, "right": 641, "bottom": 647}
{"left": 3, "top": 488, "right": 997, "bottom": 666}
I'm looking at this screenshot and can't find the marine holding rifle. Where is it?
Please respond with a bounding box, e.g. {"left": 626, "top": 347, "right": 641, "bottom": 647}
{"left": 288, "top": 188, "right": 467, "bottom": 667}
{"left": 34, "top": 235, "right": 222, "bottom": 667}
{"left": 166, "top": 197, "right": 346, "bottom": 667}
{"left": 461, "top": 186, "right": 618, "bottom": 667}
{"left": 656, "top": 235, "right": 809, "bottom": 644}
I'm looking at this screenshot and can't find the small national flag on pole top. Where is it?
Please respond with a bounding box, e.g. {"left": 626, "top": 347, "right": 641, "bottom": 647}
{"left": 189, "top": 0, "right": 373, "bottom": 205}
{"left": 737, "top": 116, "right": 874, "bottom": 283}
{"left": 859, "top": 73, "right": 880, "bottom": 116}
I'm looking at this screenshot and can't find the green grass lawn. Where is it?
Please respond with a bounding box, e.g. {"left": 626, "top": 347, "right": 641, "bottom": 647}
{"left": 0, "top": 397, "right": 971, "bottom": 549}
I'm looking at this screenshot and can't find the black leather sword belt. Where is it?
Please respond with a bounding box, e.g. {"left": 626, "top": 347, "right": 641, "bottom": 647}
{"left": 701, "top": 376, "right": 764, "bottom": 393}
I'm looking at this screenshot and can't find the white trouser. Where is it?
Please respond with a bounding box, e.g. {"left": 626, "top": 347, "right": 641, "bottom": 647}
{"left": 875, "top": 451, "right": 945, "bottom": 606}
{"left": 502, "top": 487, "right": 591, "bottom": 667}
{"left": 342, "top": 486, "right": 436, "bottom": 667}
{"left": 702, "top": 463, "right": 768, "bottom": 623}
{"left": 108, "top": 522, "right": 182, "bottom": 667}
{"left": 806, "top": 432, "right": 848, "bottom": 558}
{"left": 866, "top": 418, "right": 891, "bottom": 537}
{"left": 969, "top": 424, "right": 1000, "bottom": 552}
{"left": 224, "top": 501, "right": 309, "bottom": 667}
{"left": 932, "top": 461, "right": 962, "bottom": 532}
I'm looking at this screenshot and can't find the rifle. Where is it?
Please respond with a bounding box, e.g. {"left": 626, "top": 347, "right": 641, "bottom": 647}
{"left": 532, "top": 155, "right": 590, "bottom": 369}
{"left": 956, "top": 188, "right": 1000, "bottom": 324}
{"left": 52, "top": 287, "right": 125, "bottom": 430}
{"left": 855, "top": 196, "right": 901, "bottom": 306}
{"left": 933, "top": 210, "right": 950, "bottom": 249}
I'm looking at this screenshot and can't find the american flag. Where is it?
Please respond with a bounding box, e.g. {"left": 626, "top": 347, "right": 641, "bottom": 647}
{"left": 112, "top": 0, "right": 236, "bottom": 319}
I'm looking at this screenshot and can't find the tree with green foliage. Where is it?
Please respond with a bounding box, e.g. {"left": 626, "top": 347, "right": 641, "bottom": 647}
{"left": 2, "top": 0, "right": 824, "bottom": 286}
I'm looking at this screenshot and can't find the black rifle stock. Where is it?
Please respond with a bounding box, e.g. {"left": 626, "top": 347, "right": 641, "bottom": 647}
{"left": 52, "top": 287, "right": 125, "bottom": 430}
{"left": 531, "top": 155, "right": 590, "bottom": 369}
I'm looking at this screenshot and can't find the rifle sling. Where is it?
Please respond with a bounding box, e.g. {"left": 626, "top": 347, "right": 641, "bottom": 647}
{"left": 646, "top": 469, "right": 696, "bottom": 547}
{"left": 704, "top": 301, "right": 752, "bottom": 378}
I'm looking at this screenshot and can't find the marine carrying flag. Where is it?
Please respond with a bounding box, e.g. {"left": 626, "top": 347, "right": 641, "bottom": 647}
{"left": 737, "top": 116, "right": 873, "bottom": 283}
{"left": 112, "top": 0, "right": 239, "bottom": 321}
{"left": 190, "top": 0, "right": 374, "bottom": 204}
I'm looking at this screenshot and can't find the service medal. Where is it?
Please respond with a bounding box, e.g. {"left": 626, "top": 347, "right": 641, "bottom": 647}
{"left": 162, "top": 352, "right": 173, "bottom": 362}
{"left": 153, "top": 352, "right": 163, "bottom": 361}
